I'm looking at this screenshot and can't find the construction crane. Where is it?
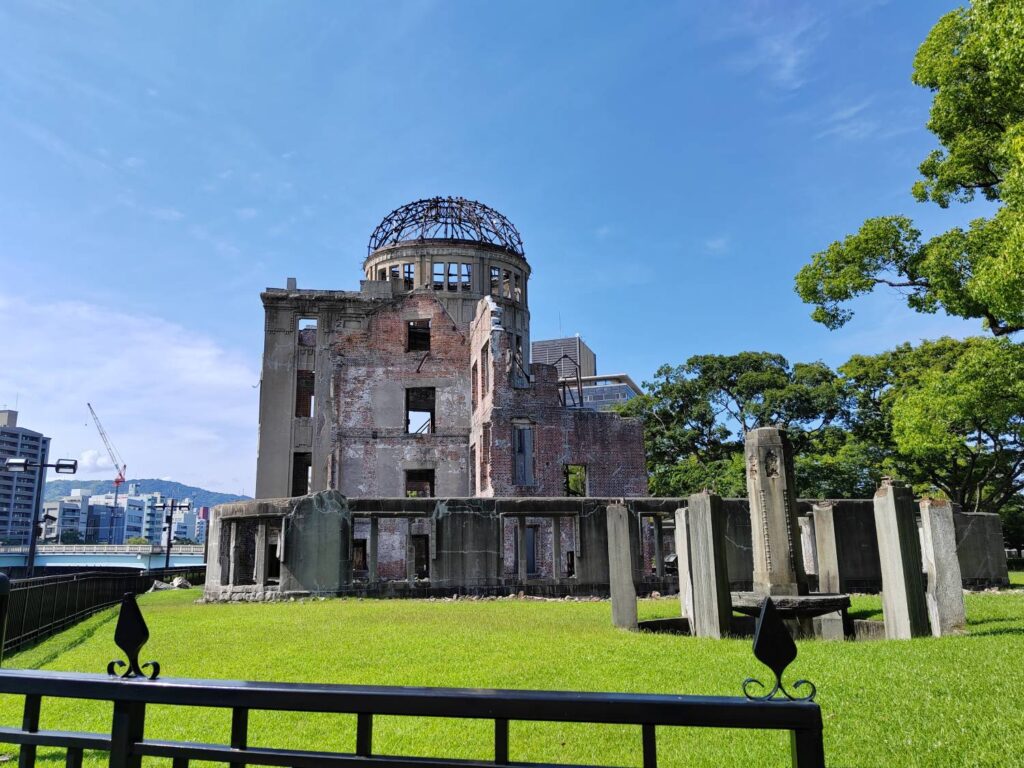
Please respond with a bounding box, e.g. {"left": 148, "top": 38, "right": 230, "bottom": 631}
{"left": 87, "top": 403, "right": 127, "bottom": 512}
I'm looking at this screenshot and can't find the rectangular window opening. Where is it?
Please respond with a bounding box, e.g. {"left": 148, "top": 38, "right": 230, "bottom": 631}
{"left": 353, "top": 539, "right": 367, "bottom": 572}
{"left": 490, "top": 267, "right": 501, "bottom": 295}
{"left": 481, "top": 423, "right": 491, "bottom": 489}
{"left": 447, "top": 262, "right": 459, "bottom": 291}
{"left": 389, "top": 265, "right": 400, "bottom": 282}
{"left": 432, "top": 262, "right": 445, "bottom": 290}
{"left": 564, "top": 465, "right": 587, "bottom": 497}
{"left": 406, "top": 388, "right": 435, "bottom": 434}
{"left": 412, "top": 534, "right": 430, "bottom": 579}
{"left": 298, "top": 317, "right": 317, "bottom": 347}
{"left": 502, "top": 270, "right": 512, "bottom": 299}
{"left": 513, "top": 424, "right": 535, "bottom": 485}
{"left": 407, "top": 319, "right": 431, "bottom": 352}
{"left": 291, "top": 452, "right": 312, "bottom": 496}
{"left": 460, "top": 263, "right": 472, "bottom": 292}
{"left": 295, "top": 370, "right": 315, "bottom": 418}
{"left": 403, "top": 264, "right": 415, "bottom": 290}
{"left": 471, "top": 362, "right": 478, "bottom": 410}
{"left": 481, "top": 341, "right": 490, "bottom": 393}
{"left": 266, "top": 522, "right": 282, "bottom": 584}
{"left": 469, "top": 445, "right": 477, "bottom": 496}
{"left": 513, "top": 273, "right": 522, "bottom": 302}
{"left": 405, "top": 469, "right": 435, "bottom": 498}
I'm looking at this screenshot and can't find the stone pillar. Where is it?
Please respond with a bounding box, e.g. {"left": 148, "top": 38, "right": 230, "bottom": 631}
{"left": 812, "top": 503, "right": 840, "bottom": 594}
{"left": 920, "top": 499, "right": 966, "bottom": 636}
{"left": 686, "top": 492, "right": 732, "bottom": 638}
{"left": 368, "top": 516, "right": 379, "bottom": 584}
{"left": 517, "top": 517, "right": 528, "bottom": 582}
{"left": 551, "top": 517, "right": 562, "bottom": 582}
{"left": 673, "top": 508, "right": 693, "bottom": 620}
{"left": 406, "top": 518, "right": 416, "bottom": 586}
{"left": 745, "top": 427, "right": 808, "bottom": 596}
{"left": 874, "top": 479, "right": 930, "bottom": 639}
{"left": 799, "top": 515, "right": 817, "bottom": 578}
{"left": 254, "top": 521, "right": 268, "bottom": 587}
{"left": 653, "top": 517, "right": 664, "bottom": 579}
{"left": 606, "top": 503, "right": 638, "bottom": 630}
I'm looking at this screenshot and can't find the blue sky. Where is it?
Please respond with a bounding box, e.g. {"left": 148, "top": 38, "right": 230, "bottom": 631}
{"left": 0, "top": 1, "right": 989, "bottom": 494}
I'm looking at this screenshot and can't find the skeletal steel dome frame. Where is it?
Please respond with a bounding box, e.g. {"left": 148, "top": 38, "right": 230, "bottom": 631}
{"left": 368, "top": 197, "right": 524, "bottom": 257}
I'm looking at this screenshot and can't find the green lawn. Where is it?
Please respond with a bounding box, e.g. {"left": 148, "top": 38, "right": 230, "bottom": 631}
{"left": 2, "top": 575, "right": 1023, "bottom": 768}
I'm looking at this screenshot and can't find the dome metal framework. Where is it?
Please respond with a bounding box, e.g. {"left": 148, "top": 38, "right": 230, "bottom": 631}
{"left": 368, "top": 197, "right": 524, "bottom": 257}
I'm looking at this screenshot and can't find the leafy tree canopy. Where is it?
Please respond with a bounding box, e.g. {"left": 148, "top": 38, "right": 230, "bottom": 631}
{"left": 795, "top": 0, "right": 1024, "bottom": 337}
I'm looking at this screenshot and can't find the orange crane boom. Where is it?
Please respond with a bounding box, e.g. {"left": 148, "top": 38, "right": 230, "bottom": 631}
{"left": 87, "top": 402, "right": 127, "bottom": 493}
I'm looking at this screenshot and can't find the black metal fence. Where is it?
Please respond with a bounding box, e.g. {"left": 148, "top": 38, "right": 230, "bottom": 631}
{"left": 2, "top": 568, "right": 205, "bottom": 655}
{"left": 0, "top": 668, "right": 825, "bottom": 768}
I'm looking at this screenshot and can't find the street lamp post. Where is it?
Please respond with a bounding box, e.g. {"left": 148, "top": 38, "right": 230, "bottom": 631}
{"left": 1, "top": 457, "right": 77, "bottom": 577}
{"left": 153, "top": 498, "right": 192, "bottom": 571}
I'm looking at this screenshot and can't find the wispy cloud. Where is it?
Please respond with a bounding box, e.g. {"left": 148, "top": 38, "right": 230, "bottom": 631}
{"left": 0, "top": 294, "right": 259, "bottom": 494}
{"left": 717, "top": 2, "right": 827, "bottom": 91}
{"left": 704, "top": 235, "right": 730, "bottom": 254}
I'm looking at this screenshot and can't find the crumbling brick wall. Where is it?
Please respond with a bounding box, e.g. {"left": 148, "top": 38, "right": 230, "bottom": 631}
{"left": 470, "top": 298, "right": 648, "bottom": 498}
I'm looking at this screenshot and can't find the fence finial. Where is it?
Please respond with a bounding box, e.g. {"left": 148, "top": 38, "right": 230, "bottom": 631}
{"left": 742, "top": 597, "right": 816, "bottom": 702}
{"left": 107, "top": 592, "right": 160, "bottom": 680}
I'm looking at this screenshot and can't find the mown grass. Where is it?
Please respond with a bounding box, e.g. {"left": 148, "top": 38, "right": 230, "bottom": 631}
{"left": 2, "top": 576, "right": 1022, "bottom": 768}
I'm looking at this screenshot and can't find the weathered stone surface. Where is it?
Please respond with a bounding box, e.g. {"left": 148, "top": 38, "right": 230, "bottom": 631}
{"left": 730, "top": 592, "right": 850, "bottom": 617}
{"left": 686, "top": 493, "right": 732, "bottom": 638}
{"left": 873, "top": 479, "right": 930, "bottom": 639}
{"left": 606, "top": 503, "right": 638, "bottom": 630}
{"left": 953, "top": 508, "right": 1011, "bottom": 588}
{"left": 673, "top": 507, "right": 693, "bottom": 621}
{"left": 745, "top": 427, "right": 808, "bottom": 596}
{"left": 920, "top": 499, "right": 966, "bottom": 636}
{"left": 813, "top": 500, "right": 883, "bottom": 594}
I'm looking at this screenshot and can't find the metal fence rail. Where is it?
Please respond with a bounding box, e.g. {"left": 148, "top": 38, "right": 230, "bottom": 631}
{"left": 0, "top": 669, "right": 826, "bottom": 768}
{"left": 3, "top": 568, "right": 206, "bottom": 654}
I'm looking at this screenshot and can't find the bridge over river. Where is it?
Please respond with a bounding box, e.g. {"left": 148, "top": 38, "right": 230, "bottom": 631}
{"left": 0, "top": 544, "right": 206, "bottom": 571}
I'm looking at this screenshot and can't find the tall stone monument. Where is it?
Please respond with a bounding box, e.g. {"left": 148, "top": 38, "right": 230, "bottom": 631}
{"left": 919, "top": 499, "right": 966, "bottom": 636}
{"left": 745, "top": 427, "right": 809, "bottom": 597}
{"left": 873, "top": 478, "right": 930, "bottom": 639}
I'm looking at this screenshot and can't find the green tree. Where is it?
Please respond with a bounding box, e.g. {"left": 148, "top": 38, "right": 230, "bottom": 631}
{"left": 841, "top": 337, "right": 1024, "bottom": 516}
{"left": 125, "top": 536, "right": 150, "bottom": 545}
{"left": 59, "top": 529, "right": 83, "bottom": 544}
{"left": 621, "top": 353, "right": 853, "bottom": 497}
{"left": 795, "top": 0, "right": 1024, "bottom": 337}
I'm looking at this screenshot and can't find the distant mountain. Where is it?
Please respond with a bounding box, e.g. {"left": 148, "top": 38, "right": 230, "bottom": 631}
{"left": 44, "top": 478, "right": 250, "bottom": 508}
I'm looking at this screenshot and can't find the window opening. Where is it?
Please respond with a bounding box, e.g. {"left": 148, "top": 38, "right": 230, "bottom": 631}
{"left": 407, "top": 319, "right": 431, "bottom": 352}
{"left": 353, "top": 539, "right": 367, "bottom": 572}
{"left": 266, "top": 522, "right": 282, "bottom": 584}
{"left": 295, "top": 370, "right": 315, "bottom": 418}
{"left": 481, "top": 423, "right": 491, "bottom": 489}
{"left": 471, "top": 362, "right": 478, "bottom": 409}
{"left": 566, "top": 550, "right": 576, "bottom": 578}
{"left": 389, "top": 265, "right": 400, "bottom": 282}
{"left": 291, "top": 452, "right": 312, "bottom": 496}
{"left": 490, "top": 266, "right": 501, "bottom": 295}
{"left": 481, "top": 341, "right": 490, "bottom": 393}
{"left": 403, "top": 263, "right": 415, "bottom": 290}
{"left": 377, "top": 268, "right": 386, "bottom": 281}
{"left": 514, "top": 273, "right": 522, "bottom": 302}
{"left": 460, "top": 263, "right": 472, "bottom": 292}
{"left": 406, "top": 388, "right": 435, "bottom": 434}
{"left": 447, "top": 262, "right": 459, "bottom": 291}
{"left": 513, "top": 424, "right": 535, "bottom": 485}
{"left": 527, "top": 526, "right": 538, "bottom": 576}
{"left": 412, "top": 534, "right": 430, "bottom": 579}
{"left": 298, "top": 317, "right": 317, "bottom": 347}
{"left": 432, "top": 262, "right": 445, "bottom": 290}
{"left": 564, "top": 465, "right": 587, "bottom": 497}
{"left": 502, "top": 270, "right": 512, "bottom": 299}
{"left": 469, "top": 445, "right": 477, "bottom": 496}
{"left": 405, "top": 469, "right": 435, "bottom": 497}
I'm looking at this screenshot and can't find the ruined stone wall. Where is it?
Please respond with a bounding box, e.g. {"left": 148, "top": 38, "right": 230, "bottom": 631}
{"left": 469, "top": 298, "right": 648, "bottom": 498}
{"left": 331, "top": 292, "right": 472, "bottom": 497}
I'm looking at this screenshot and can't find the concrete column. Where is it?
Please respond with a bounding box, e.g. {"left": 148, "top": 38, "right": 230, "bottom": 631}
{"left": 673, "top": 508, "right": 694, "bottom": 621}
{"left": 745, "top": 427, "right": 808, "bottom": 596}
{"left": 551, "top": 517, "right": 562, "bottom": 582}
{"left": 406, "top": 518, "right": 416, "bottom": 586}
{"left": 920, "top": 499, "right": 966, "bottom": 636}
{"left": 653, "top": 517, "right": 664, "bottom": 578}
{"left": 799, "top": 515, "right": 817, "bottom": 578}
{"left": 254, "top": 521, "right": 268, "bottom": 587}
{"left": 686, "top": 492, "right": 732, "bottom": 638}
{"left": 368, "top": 516, "right": 379, "bottom": 584}
{"left": 228, "top": 521, "right": 237, "bottom": 585}
{"left": 874, "top": 479, "right": 930, "bottom": 639}
{"left": 606, "top": 503, "right": 638, "bottom": 630}
{"left": 517, "top": 517, "right": 528, "bottom": 582}
{"left": 812, "top": 503, "right": 841, "bottom": 594}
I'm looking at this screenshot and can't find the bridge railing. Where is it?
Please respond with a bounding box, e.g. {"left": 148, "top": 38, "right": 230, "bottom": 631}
{"left": 1, "top": 567, "right": 206, "bottom": 655}
{"left": 0, "top": 544, "right": 207, "bottom": 555}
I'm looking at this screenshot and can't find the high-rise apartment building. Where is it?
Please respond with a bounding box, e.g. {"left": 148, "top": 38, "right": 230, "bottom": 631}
{"left": 0, "top": 411, "right": 51, "bottom": 546}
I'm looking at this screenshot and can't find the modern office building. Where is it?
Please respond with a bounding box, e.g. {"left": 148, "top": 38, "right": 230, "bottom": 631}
{"left": 0, "top": 411, "right": 50, "bottom": 546}
{"left": 561, "top": 374, "right": 643, "bottom": 411}
{"left": 531, "top": 336, "right": 597, "bottom": 380}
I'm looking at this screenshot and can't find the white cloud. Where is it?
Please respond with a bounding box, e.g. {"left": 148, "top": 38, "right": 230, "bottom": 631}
{"left": 704, "top": 235, "right": 730, "bottom": 253}
{"left": 0, "top": 294, "right": 259, "bottom": 494}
